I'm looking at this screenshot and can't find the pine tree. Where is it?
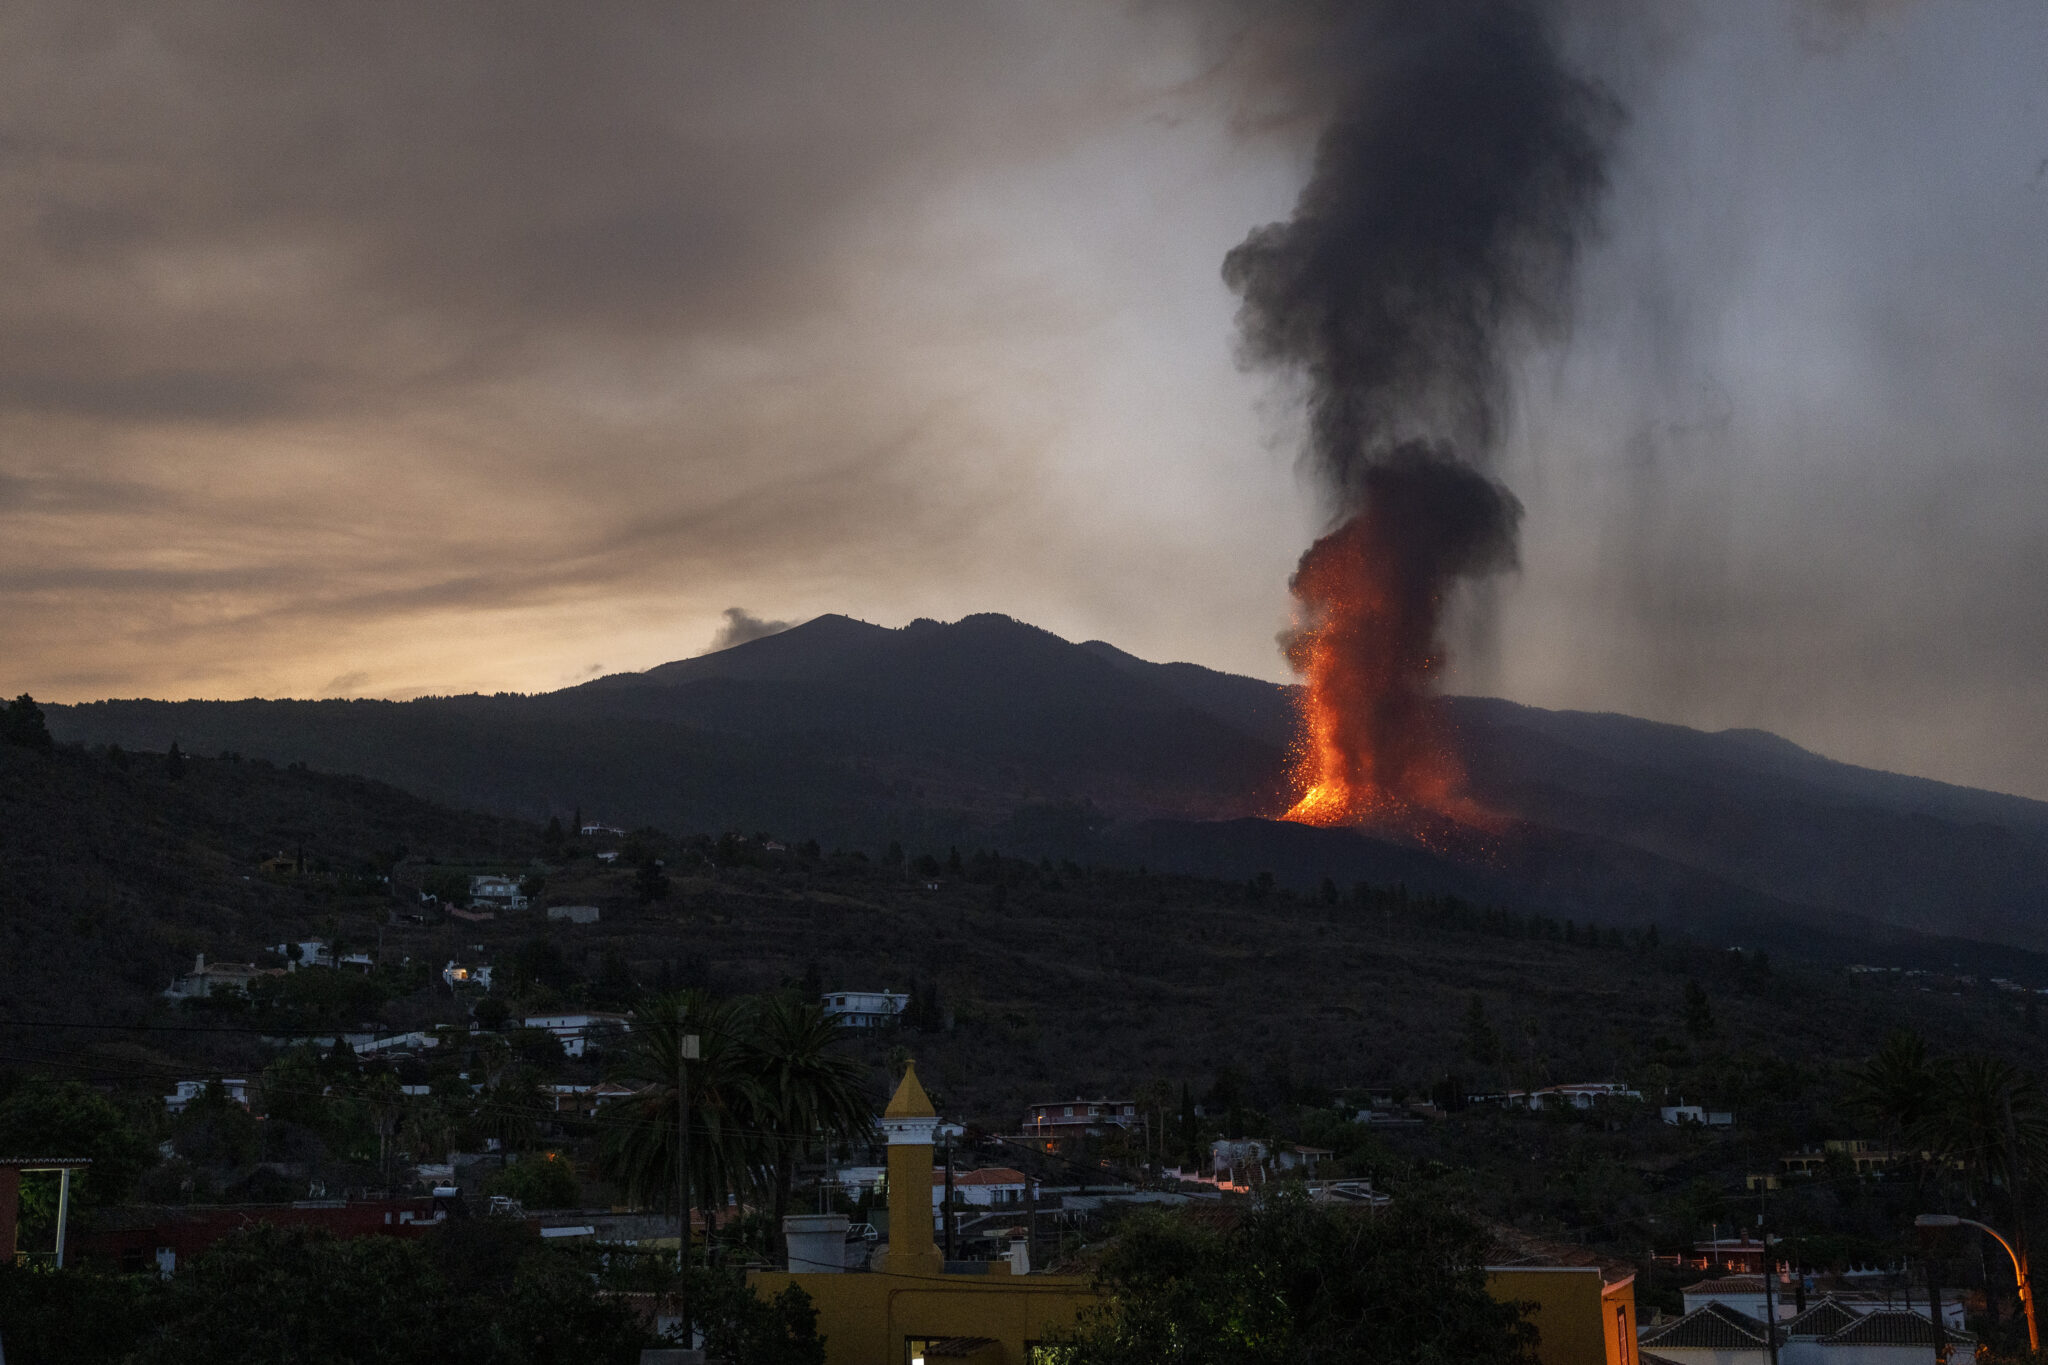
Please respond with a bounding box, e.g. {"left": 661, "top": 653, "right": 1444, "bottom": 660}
{"left": 164, "top": 741, "right": 186, "bottom": 781}
{"left": 2, "top": 694, "right": 53, "bottom": 751}
{"left": 1683, "top": 980, "right": 1716, "bottom": 1040}
{"left": 1461, "top": 994, "right": 1500, "bottom": 1067}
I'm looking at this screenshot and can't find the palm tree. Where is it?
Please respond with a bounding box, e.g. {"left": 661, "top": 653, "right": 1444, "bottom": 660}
{"left": 598, "top": 992, "right": 761, "bottom": 1239}
{"left": 1847, "top": 1030, "right": 1941, "bottom": 1154}
{"left": 1924, "top": 1056, "right": 2048, "bottom": 1212}
{"left": 1920, "top": 1055, "right": 2048, "bottom": 1330}
{"left": 740, "top": 993, "right": 876, "bottom": 1259}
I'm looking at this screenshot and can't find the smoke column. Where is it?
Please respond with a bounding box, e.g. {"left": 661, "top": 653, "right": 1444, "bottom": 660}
{"left": 1223, "top": 0, "right": 1619, "bottom": 827}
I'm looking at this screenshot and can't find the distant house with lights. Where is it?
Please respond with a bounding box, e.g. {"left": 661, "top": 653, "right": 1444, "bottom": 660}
{"left": 1022, "top": 1097, "right": 1139, "bottom": 1148}
{"left": 442, "top": 961, "right": 492, "bottom": 991}
{"left": 822, "top": 991, "right": 908, "bottom": 1029}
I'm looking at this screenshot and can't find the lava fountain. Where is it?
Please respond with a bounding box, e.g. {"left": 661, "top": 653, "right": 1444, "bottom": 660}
{"left": 1280, "top": 448, "right": 1520, "bottom": 827}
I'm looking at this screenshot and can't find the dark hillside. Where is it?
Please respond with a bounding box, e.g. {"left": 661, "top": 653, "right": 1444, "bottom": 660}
{"left": 42, "top": 611, "right": 2048, "bottom": 950}
{"left": 0, "top": 741, "right": 538, "bottom": 1034}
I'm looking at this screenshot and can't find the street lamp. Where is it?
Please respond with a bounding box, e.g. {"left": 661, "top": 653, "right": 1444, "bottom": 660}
{"left": 1916, "top": 1213, "right": 2037, "bottom": 1353}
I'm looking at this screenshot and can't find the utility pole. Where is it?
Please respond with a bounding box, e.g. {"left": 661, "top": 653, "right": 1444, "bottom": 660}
{"left": 1027, "top": 1176, "right": 1038, "bottom": 1268}
{"left": 1928, "top": 1262, "right": 1945, "bottom": 1365}
{"left": 1761, "top": 1224, "right": 1779, "bottom": 1365}
{"left": 943, "top": 1139, "right": 956, "bottom": 1262}
{"left": 676, "top": 1028, "right": 699, "bottom": 1349}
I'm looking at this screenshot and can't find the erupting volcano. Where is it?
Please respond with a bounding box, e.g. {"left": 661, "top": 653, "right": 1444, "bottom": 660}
{"left": 1222, "top": 0, "right": 1619, "bottom": 832}
{"left": 1282, "top": 449, "right": 1520, "bottom": 826}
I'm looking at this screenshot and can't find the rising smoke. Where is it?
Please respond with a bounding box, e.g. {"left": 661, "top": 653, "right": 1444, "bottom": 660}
{"left": 1224, "top": 0, "right": 1620, "bottom": 822}
{"left": 701, "top": 607, "right": 794, "bottom": 654}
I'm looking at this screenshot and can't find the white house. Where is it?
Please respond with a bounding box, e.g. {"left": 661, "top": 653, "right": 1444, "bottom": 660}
{"left": 276, "top": 939, "right": 334, "bottom": 969}
{"left": 1274, "top": 1144, "right": 1334, "bottom": 1174}
{"left": 822, "top": 991, "right": 908, "bottom": 1028}
{"left": 164, "top": 1078, "right": 250, "bottom": 1112}
{"left": 522, "top": 1011, "right": 632, "bottom": 1058}
{"left": 1662, "top": 1103, "right": 1734, "bottom": 1127}
{"left": 271, "top": 939, "right": 375, "bottom": 971}
{"left": 346, "top": 1030, "right": 439, "bottom": 1057}
{"left": 1210, "top": 1138, "right": 1268, "bottom": 1183}
{"left": 1500, "top": 1082, "right": 1643, "bottom": 1111}
{"left": 469, "top": 875, "right": 529, "bottom": 910}
{"left": 932, "top": 1167, "right": 1028, "bottom": 1208}
{"left": 163, "top": 954, "right": 279, "bottom": 1000}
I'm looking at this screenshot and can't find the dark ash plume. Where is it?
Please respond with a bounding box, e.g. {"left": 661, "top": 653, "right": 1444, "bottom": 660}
{"left": 1230, "top": 0, "right": 1620, "bottom": 822}
{"left": 1224, "top": 0, "right": 1619, "bottom": 496}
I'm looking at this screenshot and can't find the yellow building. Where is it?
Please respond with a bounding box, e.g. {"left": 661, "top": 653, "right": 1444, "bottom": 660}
{"left": 1486, "top": 1264, "right": 1639, "bottom": 1365}
{"left": 751, "top": 1062, "right": 1637, "bottom": 1365}
{"left": 750, "top": 1062, "right": 1097, "bottom": 1365}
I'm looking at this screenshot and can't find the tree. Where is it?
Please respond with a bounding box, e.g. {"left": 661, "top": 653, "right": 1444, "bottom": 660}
{"left": 2, "top": 694, "right": 53, "bottom": 751}
{"left": 1923, "top": 1055, "right": 2048, "bottom": 1219}
{"left": 1847, "top": 1030, "right": 1940, "bottom": 1146}
{"left": 132, "top": 1225, "right": 441, "bottom": 1364}
{"left": 1461, "top": 993, "right": 1501, "bottom": 1067}
{"left": 542, "top": 815, "right": 566, "bottom": 858}
{"left": 507, "top": 937, "right": 578, "bottom": 995}
{"left": 0, "top": 1077, "right": 153, "bottom": 1205}
{"left": 634, "top": 857, "right": 671, "bottom": 904}
{"left": 1683, "top": 980, "right": 1716, "bottom": 1040}
{"left": 598, "top": 993, "right": 761, "bottom": 1235}
{"left": 488, "top": 1151, "right": 581, "bottom": 1210}
{"left": 163, "top": 741, "right": 185, "bottom": 780}
{"left": 741, "top": 993, "right": 876, "bottom": 1260}
{"left": 0, "top": 1261, "right": 160, "bottom": 1365}
{"left": 696, "top": 1275, "right": 826, "bottom": 1365}
{"left": 1051, "top": 1192, "right": 1537, "bottom": 1365}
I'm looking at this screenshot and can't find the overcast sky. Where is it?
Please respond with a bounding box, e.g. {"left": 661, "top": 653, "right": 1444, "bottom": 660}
{"left": 2, "top": 0, "right": 2044, "bottom": 799}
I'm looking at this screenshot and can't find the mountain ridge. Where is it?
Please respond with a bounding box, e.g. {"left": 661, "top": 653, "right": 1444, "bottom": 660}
{"left": 42, "top": 611, "right": 2048, "bottom": 952}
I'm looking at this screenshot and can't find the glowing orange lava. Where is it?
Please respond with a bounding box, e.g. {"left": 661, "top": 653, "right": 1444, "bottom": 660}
{"left": 1279, "top": 505, "right": 1477, "bottom": 832}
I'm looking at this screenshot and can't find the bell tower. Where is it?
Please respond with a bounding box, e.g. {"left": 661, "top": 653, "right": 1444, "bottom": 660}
{"left": 877, "top": 1060, "right": 942, "bottom": 1275}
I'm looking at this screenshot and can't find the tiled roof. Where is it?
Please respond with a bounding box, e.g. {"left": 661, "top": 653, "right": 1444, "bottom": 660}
{"left": 1782, "top": 1297, "right": 1861, "bottom": 1337}
{"left": 1821, "top": 1309, "right": 1974, "bottom": 1347}
{"left": 1685, "top": 1274, "right": 1765, "bottom": 1295}
{"left": 1638, "top": 1302, "right": 1773, "bottom": 1351}
{"left": 1639, "top": 1353, "right": 1689, "bottom": 1365}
